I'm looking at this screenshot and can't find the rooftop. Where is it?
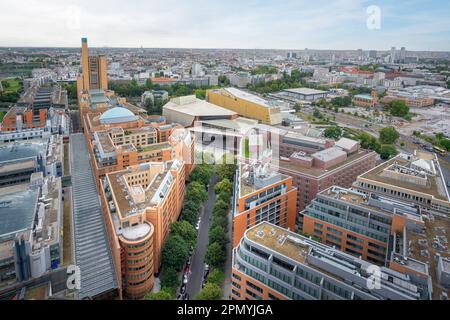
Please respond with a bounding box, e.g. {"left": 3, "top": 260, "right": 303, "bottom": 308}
{"left": 164, "top": 95, "right": 237, "bottom": 117}
{"left": 0, "top": 184, "right": 38, "bottom": 237}
{"left": 359, "top": 154, "right": 449, "bottom": 201}
{"left": 221, "top": 88, "right": 277, "bottom": 109}
{"left": 279, "top": 149, "right": 374, "bottom": 177}
{"left": 283, "top": 88, "right": 328, "bottom": 95}
{"left": 99, "top": 106, "right": 139, "bottom": 125}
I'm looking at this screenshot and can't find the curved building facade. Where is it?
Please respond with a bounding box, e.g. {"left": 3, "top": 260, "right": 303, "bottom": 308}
{"left": 119, "top": 222, "right": 154, "bottom": 299}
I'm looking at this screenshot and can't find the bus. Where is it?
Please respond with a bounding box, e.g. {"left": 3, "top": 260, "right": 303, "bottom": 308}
{"left": 433, "top": 146, "right": 447, "bottom": 156}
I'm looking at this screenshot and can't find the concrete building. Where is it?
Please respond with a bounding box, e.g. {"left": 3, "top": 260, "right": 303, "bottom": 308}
{"left": 99, "top": 160, "right": 185, "bottom": 299}
{"left": 0, "top": 173, "right": 63, "bottom": 288}
{"left": 302, "top": 186, "right": 424, "bottom": 265}
{"left": 141, "top": 90, "right": 169, "bottom": 107}
{"left": 207, "top": 88, "right": 283, "bottom": 125}
{"left": 232, "top": 161, "right": 298, "bottom": 247}
{"left": 1, "top": 85, "right": 69, "bottom": 133}
{"left": 282, "top": 88, "right": 329, "bottom": 102}
{"left": 276, "top": 135, "right": 377, "bottom": 223}
{"left": 354, "top": 152, "right": 450, "bottom": 215}
{"left": 232, "top": 222, "right": 432, "bottom": 300}
{"left": 83, "top": 106, "right": 193, "bottom": 181}
{"left": 163, "top": 95, "right": 238, "bottom": 127}
{"left": 0, "top": 135, "right": 64, "bottom": 187}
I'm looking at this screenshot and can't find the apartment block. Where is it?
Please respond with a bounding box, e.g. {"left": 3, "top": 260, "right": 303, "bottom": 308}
{"left": 83, "top": 106, "right": 193, "bottom": 181}
{"left": 99, "top": 160, "right": 186, "bottom": 299}
{"left": 232, "top": 161, "right": 297, "bottom": 247}
{"left": 232, "top": 222, "right": 432, "bottom": 300}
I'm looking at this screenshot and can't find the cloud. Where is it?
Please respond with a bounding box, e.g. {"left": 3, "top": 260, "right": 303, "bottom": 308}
{"left": 0, "top": 0, "right": 449, "bottom": 50}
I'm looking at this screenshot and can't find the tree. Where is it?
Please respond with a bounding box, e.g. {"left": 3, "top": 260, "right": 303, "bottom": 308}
{"left": 388, "top": 100, "right": 410, "bottom": 118}
{"left": 207, "top": 269, "right": 225, "bottom": 286}
{"left": 215, "top": 179, "right": 232, "bottom": 195}
{"left": 324, "top": 126, "right": 343, "bottom": 140}
{"left": 162, "top": 235, "right": 189, "bottom": 270}
{"left": 209, "top": 226, "right": 227, "bottom": 247}
{"left": 194, "top": 283, "right": 222, "bottom": 300}
{"left": 214, "top": 199, "right": 230, "bottom": 212}
{"left": 217, "top": 192, "right": 230, "bottom": 204}
{"left": 186, "top": 181, "right": 208, "bottom": 203}
{"left": 379, "top": 145, "right": 399, "bottom": 160}
{"left": 205, "top": 242, "right": 226, "bottom": 268}
{"left": 144, "top": 290, "right": 173, "bottom": 300}
{"left": 379, "top": 127, "right": 400, "bottom": 145}
{"left": 212, "top": 215, "right": 227, "bottom": 230}
{"left": 161, "top": 267, "right": 180, "bottom": 290}
{"left": 189, "top": 165, "right": 213, "bottom": 186}
{"left": 170, "top": 221, "right": 197, "bottom": 248}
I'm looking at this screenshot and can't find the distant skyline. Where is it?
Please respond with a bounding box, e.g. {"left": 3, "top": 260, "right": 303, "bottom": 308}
{"left": 1, "top": 0, "right": 450, "bottom": 51}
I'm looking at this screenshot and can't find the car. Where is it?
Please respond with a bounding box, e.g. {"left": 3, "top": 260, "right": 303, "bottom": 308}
{"left": 183, "top": 277, "right": 188, "bottom": 285}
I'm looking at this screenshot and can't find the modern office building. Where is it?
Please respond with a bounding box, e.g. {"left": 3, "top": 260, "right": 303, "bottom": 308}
{"left": 232, "top": 222, "right": 432, "bottom": 300}
{"left": 354, "top": 152, "right": 450, "bottom": 215}
{"left": 83, "top": 106, "right": 194, "bottom": 181}
{"left": 99, "top": 160, "right": 186, "bottom": 299}
{"left": 163, "top": 95, "right": 238, "bottom": 127}
{"left": 281, "top": 88, "right": 329, "bottom": 102}
{"left": 302, "top": 186, "right": 424, "bottom": 265}
{"left": 1, "top": 85, "right": 69, "bottom": 133}
{"left": 0, "top": 135, "right": 64, "bottom": 187}
{"left": 207, "top": 88, "right": 283, "bottom": 125}
{"left": 76, "top": 37, "right": 108, "bottom": 101}
{"left": 232, "top": 160, "right": 298, "bottom": 247}
{"left": 0, "top": 173, "right": 63, "bottom": 288}
{"left": 276, "top": 137, "right": 378, "bottom": 226}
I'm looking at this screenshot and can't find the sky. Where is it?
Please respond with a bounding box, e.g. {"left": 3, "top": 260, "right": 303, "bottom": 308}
{"left": 0, "top": 0, "right": 450, "bottom": 51}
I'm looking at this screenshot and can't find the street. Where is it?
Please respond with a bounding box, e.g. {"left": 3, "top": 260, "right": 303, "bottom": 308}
{"left": 185, "top": 173, "right": 219, "bottom": 299}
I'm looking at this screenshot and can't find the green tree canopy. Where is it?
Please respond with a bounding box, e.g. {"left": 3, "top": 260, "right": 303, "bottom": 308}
{"left": 379, "top": 127, "right": 400, "bottom": 145}
{"left": 170, "top": 221, "right": 197, "bottom": 248}
{"left": 160, "top": 267, "right": 180, "bottom": 290}
{"left": 207, "top": 269, "right": 225, "bottom": 286}
{"left": 205, "top": 242, "right": 226, "bottom": 268}
{"left": 379, "top": 144, "right": 399, "bottom": 160}
{"left": 144, "top": 289, "right": 173, "bottom": 300}
{"left": 215, "top": 179, "right": 232, "bottom": 195}
{"left": 388, "top": 100, "right": 410, "bottom": 118}
{"left": 209, "top": 226, "right": 227, "bottom": 247}
{"left": 162, "top": 235, "right": 189, "bottom": 270}
{"left": 194, "top": 283, "right": 223, "bottom": 300}
{"left": 324, "top": 126, "right": 343, "bottom": 140}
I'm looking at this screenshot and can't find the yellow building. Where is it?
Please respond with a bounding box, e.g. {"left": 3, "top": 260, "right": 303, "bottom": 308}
{"left": 207, "top": 87, "right": 282, "bottom": 125}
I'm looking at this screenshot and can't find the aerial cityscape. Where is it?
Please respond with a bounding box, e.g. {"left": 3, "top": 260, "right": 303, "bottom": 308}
{"left": 1, "top": 0, "right": 450, "bottom": 306}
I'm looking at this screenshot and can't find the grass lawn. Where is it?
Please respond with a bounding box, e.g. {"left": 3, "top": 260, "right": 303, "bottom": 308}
{"left": 1, "top": 78, "right": 21, "bottom": 94}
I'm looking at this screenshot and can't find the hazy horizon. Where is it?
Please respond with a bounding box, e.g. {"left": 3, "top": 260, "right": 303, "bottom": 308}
{"left": 1, "top": 0, "right": 450, "bottom": 51}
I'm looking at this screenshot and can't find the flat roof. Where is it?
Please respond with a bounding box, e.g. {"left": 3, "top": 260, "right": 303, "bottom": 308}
{"left": 312, "top": 147, "right": 347, "bottom": 162}
{"left": 283, "top": 88, "right": 328, "bottom": 95}
{"left": 222, "top": 88, "right": 275, "bottom": 108}
{"left": 0, "top": 141, "right": 45, "bottom": 163}
{"left": 164, "top": 95, "right": 237, "bottom": 117}
{"left": 279, "top": 149, "right": 374, "bottom": 178}
{"left": 0, "top": 185, "right": 38, "bottom": 237}
{"left": 359, "top": 155, "right": 448, "bottom": 201}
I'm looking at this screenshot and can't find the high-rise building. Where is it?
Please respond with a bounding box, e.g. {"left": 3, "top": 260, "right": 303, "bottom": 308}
{"left": 390, "top": 47, "right": 397, "bottom": 63}
{"left": 231, "top": 222, "right": 432, "bottom": 300}
{"left": 302, "top": 186, "right": 423, "bottom": 265}
{"left": 100, "top": 160, "right": 186, "bottom": 299}
{"left": 77, "top": 37, "right": 108, "bottom": 101}
{"left": 232, "top": 161, "right": 298, "bottom": 247}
